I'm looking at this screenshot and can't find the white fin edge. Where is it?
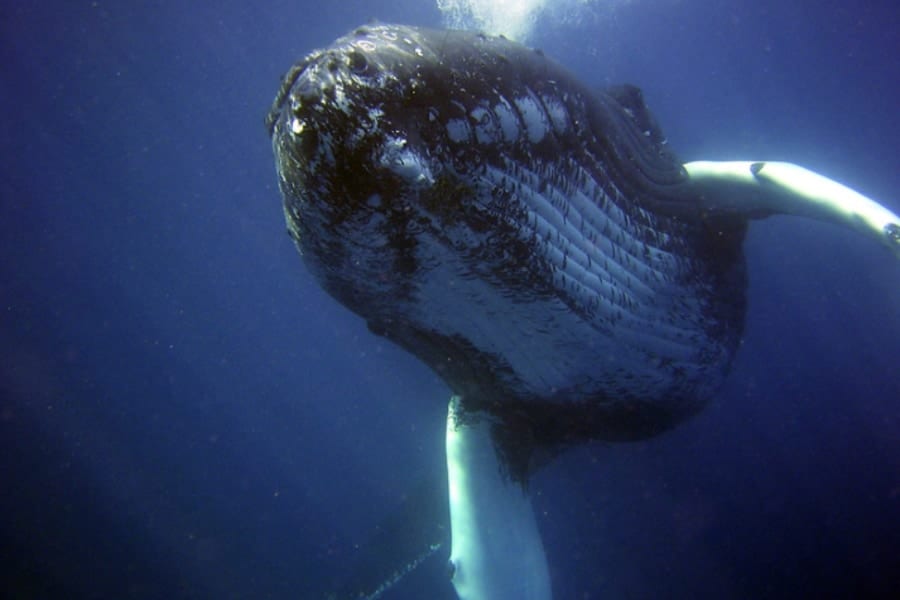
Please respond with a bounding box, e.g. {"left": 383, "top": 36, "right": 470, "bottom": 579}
{"left": 684, "top": 161, "right": 900, "bottom": 258}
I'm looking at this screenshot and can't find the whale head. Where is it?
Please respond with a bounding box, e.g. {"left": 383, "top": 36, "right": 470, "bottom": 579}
{"left": 266, "top": 23, "right": 559, "bottom": 309}
{"left": 267, "top": 25, "right": 476, "bottom": 323}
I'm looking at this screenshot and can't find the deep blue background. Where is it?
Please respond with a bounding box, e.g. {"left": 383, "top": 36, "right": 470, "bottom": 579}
{"left": 2, "top": 1, "right": 898, "bottom": 598}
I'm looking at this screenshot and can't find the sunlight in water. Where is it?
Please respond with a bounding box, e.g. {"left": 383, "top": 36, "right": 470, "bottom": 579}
{"left": 436, "top": 0, "right": 609, "bottom": 41}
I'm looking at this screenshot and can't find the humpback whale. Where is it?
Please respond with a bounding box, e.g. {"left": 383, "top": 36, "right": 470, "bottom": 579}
{"left": 266, "top": 24, "right": 900, "bottom": 599}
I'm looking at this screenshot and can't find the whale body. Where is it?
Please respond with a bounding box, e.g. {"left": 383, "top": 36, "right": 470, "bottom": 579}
{"left": 267, "top": 24, "right": 900, "bottom": 599}
{"left": 269, "top": 25, "right": 746, "bottom": 445}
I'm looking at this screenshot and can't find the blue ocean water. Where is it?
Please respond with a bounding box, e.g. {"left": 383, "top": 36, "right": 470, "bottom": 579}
{"left": 1, "top": 1, "right": 898, "bottom": 598}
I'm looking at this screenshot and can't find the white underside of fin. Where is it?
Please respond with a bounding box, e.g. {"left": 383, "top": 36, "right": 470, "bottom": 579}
{"left": 446, "top": 396, "right": 552, "bottom": 600}
{"left": 683, "top": 160, "right": 900, "bottom": 258}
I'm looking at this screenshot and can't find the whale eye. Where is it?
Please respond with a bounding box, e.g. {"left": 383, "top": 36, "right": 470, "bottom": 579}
{"left": 348, "top": 50, "right": 371, "bottom": 76}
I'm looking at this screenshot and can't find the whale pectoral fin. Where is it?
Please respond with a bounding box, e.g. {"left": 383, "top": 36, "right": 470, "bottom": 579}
{"left": 683, "top": 160, "right": 900, "bottom": 258}
{"left": 446, "top": 396, "right": 552, "bottom": 600}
